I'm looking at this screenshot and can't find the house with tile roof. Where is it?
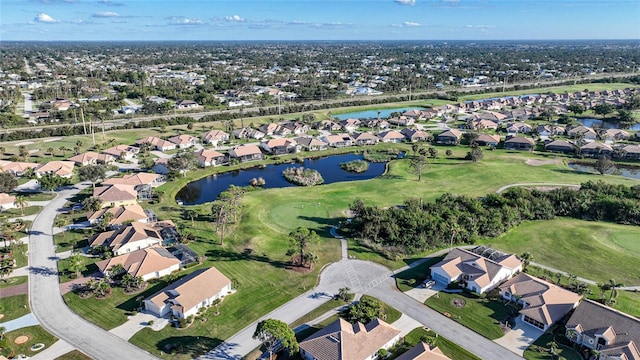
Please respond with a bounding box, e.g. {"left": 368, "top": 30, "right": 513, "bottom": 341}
{"left": 474, "top": 134, "right": 501, "bottom": 147}
{"left": 93, "top": 184, "right": 138, "bottom": 208}
{"left": 565, "top": 299, "right": 640, "bottom": 360}
{"left": 89, "top": 222, "right": 164, "bottom": 255}
{"left": 430, "top": 247, "right": 522, "bottom": 294}
{"left": 102, "top": 145, "right": 139, "bottom": 160}
{"left": 504, "top": 136, "right": 535, "bottom": 151}
{"left": 401, "top": 128, "right": 431, "bottom": 142}
{"left": 96, "top": 246, "right": 181, "bottom": 281}
{"left": 34, "top": 161, "right": 75, "bottom": 178}
{"left": 195, "top": 149, "right": 226, "bottom": 167}
{"left": 396, "top": 343, "right": 451, "bottom": 360}
{"left": 144, "top": 266, "right": 232, "bottom": 319}
{"left": 435, "top": 129, "right": 463, "bottom": 145}
{"left": 135, "top": 136, "right": 176, "bottom": 152}
{"left": 201, "top": 130, "right": 230, "bottom": 147}
{"left": 378, "top": 130, "right": 406, "bottom": 143}
{"left": 260, "top": 138, "right": 298, "bottom": 155}
{"left": 299, "top": 318, "right": 401, "bottom": 360}
{"left": 323, "top": 134, "right": 354, "bottom": 148}
{"left": 87, "top": 204, "right": 149, "bottom": 228}
{"left": 545, "top": 140, "right": 576, "bottom": 154}
{"left": 353, "top": 132, "right": 380, "bottom": 146}
{"left": 68, "top": 151, "right": 115, "bottom": 166}
{"left": 295, "top": 137, "right": 328, "bottom": 151}
{"left": 499, "top": 273, "right": 582, "bottom": 331}
{"left": 228, "top": 145, "right": 264, "bottom": 163}
{"left": 580, "top": 142, "right": 613, "bottom": 158}
{"left": 0, "top": 193, "right": 16, "bottom": 211}
{"left": 168, "top": 134, "right": 199, "bottom": 149}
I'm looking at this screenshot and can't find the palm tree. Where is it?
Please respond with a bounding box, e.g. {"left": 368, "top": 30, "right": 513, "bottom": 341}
{"left": 0, "top": 146, "right": 5, "bottom": 158}
{"left": 67, "top": 253, "right": 85, "bottom": 278}
{"left": 14, "top": 195, "right": 28, "bottom": 216}
{"left": 183, "top": 209, "right": 198, "bottom": 227}
{"left": 58, "top": 146, "right": 69, "bottom": 157}
{"left": 337, "top": 287, "right": 350, "bottom": 301}
{"left": 607, "top": 279, "right": 624, "bottom": 305}
{"left": 55, "top": 217, "right": 70, "bottom": 238}
{"left": 47, "top": 147, "right": 55, "bottom": 156}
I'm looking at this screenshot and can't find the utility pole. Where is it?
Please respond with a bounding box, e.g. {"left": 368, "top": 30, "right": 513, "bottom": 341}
{"left": 79, "top": 107, "right": 87, "bottom": 135}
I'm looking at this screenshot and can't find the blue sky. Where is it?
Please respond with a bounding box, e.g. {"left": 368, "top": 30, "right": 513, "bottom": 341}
{"left": 1, "top": 0, "right": 639, "bottom": 41}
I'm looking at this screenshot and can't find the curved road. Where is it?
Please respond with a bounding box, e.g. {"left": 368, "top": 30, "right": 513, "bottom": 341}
{"left": 28, "top": 184, "right": 159, "bottom": 360}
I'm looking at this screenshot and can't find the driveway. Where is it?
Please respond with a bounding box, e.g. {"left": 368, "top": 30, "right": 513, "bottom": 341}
{"left": 28, "top": 184, "right": 159, "bottom": 360}
{"left": 494, "top": 317, "right": 543, "bottom": 356}
{"left": 404, "top": 283, "right": 447, "bottom": 303}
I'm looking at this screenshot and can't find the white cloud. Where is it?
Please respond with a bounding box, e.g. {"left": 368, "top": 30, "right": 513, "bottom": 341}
{"left": 34, "top": 13, "right": 59, "bottom": 23}
{"left": 224, "top": 15, "right": 245, "bottom": 22}
{"left": 97, "top": 0, "right": 124, "bottom": 6}
{"left": 395, "top": 0, "right": 416, "bottom": 5}
{"left": 168, "top": 17, "right": 204, "bottom": 25}
{"left": 403, "top": 21, "right": 421, "bottom": 27}
{"left": 92, "top": 11, "right": 119, "bottom": 17}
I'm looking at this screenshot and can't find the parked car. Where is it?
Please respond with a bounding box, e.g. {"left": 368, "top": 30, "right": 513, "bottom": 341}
{"left": 422, "top": 280, "right": 436, "bottom": 288}
{"left": 71, "top": 203, "right": 84, "bottom": 211}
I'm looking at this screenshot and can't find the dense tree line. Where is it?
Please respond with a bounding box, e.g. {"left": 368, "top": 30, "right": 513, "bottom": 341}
{"left": 348, "top": 181, "right": 640, "bottom": 255}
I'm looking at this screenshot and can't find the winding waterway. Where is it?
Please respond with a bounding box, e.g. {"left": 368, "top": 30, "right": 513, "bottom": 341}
{"left": 176, "top": 153, "right": 387, "bottom": 205}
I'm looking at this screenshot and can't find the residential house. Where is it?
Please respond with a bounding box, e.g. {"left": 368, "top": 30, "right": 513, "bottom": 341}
{"left": 504, "top": 137, "right": 535, "bottom": 151}
{"left": 435, "top": 129, "right": 463, "bottom": 145}
{"left": 87, "top": 204, "right": 149, "bottom": 228}
{"left": 470, "top": 119, "right": 499, "bottom": 131}
{"left": 0, "top": 193, "right": 16, "bottom": 211}
{"left": 135, "top": 137, "right": 176, "bottom": 152}
{"left": 93, "top": 184, "right": 138, "bottom": 208}
{"left": 565, "top": 299, "right": 640, "bottom": 360}
{"left": 323, "top": 134, "right": 354, "bottom": 148}
{"left": 567, "top": 125, "right": 598, "bottom": 141}
{"left": 474, "top": 134, "right": 501, "bottom": 147}
{"left": 388, "top": 116, "right": 415, "bottom": 127}
{"left": 476, "top": 111, "right": 507, "bottom": 123}
{"left": 232, "top": 127, "right": 265, "bottom": 140}
{"left": 401, "top": 128, "right": 431, "bottom": 142}
{"left": 102, "top": 145, "right": 139, "bottom": 161}
{"left": 89, "top": 222, "right": 163, "bottom": 255}
{"left": 299, "top": 318, "right": 401, "bottom": 360}
{"left": 536, "top": 125, "right": 565, "bottom": 138}
{"left": 258, "top": 123, "right": 281, "bottom": 136}
{"left": 396, "top": 343, "right": 451, "bottom": 360}
{"left": 34, "top": 161, "right": 75, "bottom": 178}
{"left": 545, "top": 140, "right": 576, "bottom": 154}
{"left": 364, "top": 119, "right": 390, "bottom": 130}
{"left": 144, "top": 267, "right": 232, "bottom": 319}
{"left": 68, "top": 151, "right": 114, "bottom": 166}
{"left": 499, "top": 273, "right": 582, "bottom": 331}
{"left": 196, "top": 149, "right": 226, "bottom": 167}
{"left": 378, "top": 130, "right": 406, "bottom": 143}
{"left": 102, "top": 172, "right": 164, "bottom": 200}
{"left": 580, "top": 142, "right": 613, "bottom": 158}
{"left": 295, "top": 137, "right": 328, "bottom": 151}
{"left": 621, "top": 144, "right": 640, "bottom": 160}
{"left": 353, "top": 132, "right": 380, "bottom": 146}
{"left": 402, "top": 109, "right": 424, "bottom": 119}
{"left": 281, "top": 121, "right": 310, "bottom": 135}
{"left": 505, "top": 122, "right": 533, "bottom": 135}
{"left": 0, "top": 161, "right": 38, "bottom": 177}
{"left": 260, "top": 138, "right": 298, "bottom": 155}
{"left": 602, "top": 129, "right": 630, "bottom": 142}
{"left": 201, "top": 130, "right": 229, "bottom": 147}
{"left": 430, "top": 247, "right": 522, "bottom": 294}
{"left": 228, "top": 145, "right": 264, "bottom": 162}
{"left": 340, "top": 118, "right": 361, "bottom": 133}
{"left": 96, "top": 246, "right": 181, "bottom": 281}
{"left": 315, "top": 120, "right": 342, "bottom": 132}
{"left": 168, "top": 135, "right": 199, "bottom": 149}
{"left": 176, "top": 100, "right": 198, "bottom": 109}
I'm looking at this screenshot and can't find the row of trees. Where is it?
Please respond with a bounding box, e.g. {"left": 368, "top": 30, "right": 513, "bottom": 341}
{"left": 348, "top": 181, "right": 640, "bottom": 255}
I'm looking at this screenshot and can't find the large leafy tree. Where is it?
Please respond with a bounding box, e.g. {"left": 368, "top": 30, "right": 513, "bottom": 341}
{"left": 0, "top": 172, "right": 18, "bottom": 193}
{"left": 343, "top": 297, "right": 384, "bottom": 324}
{"left": 38, "top": 173, "right": 69, "bottom": 191}
{"left": 408, "top": 154, "right": 429, "bottom": 181}
{"left": 288, "top": 227, "right": 319, "bottom": 268}
{"left": 78, "top": 165, "right": 106, "bottom": 188}
{"left": 252, "top": 319, "right": 298, "bottom": 360}
{"left": 82, "top": 196, "right": 103, "bottom": 212}
{"left": 167, "top": 149, "right": 198, "bottom": 177}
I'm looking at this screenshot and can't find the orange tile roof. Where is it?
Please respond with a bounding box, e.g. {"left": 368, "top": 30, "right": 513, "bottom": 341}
{"left": 87, "top": 204, "right": 147, "bottom": 225}
{"left": 93, "top": 184, "right": 138, "bottom": 203}
{"left": 96, "top": 246, "right": 180, "bottom": 279}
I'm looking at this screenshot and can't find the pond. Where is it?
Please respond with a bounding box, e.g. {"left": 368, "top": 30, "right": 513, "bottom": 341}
{"left": 333, "top": 107, "right": 424, "bottom": 120}
{"left": 576, "top": 118, "right": 640, "bottom": 131}
{"left": 176, "top": 153, "right": 388, "bottom": 205}
{"left": 568, "top": 163, "right": 640, "bottom": 180}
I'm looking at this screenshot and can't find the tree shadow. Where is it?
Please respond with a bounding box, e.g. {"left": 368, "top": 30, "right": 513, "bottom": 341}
{"left": 205, "top": 248, "right": 288, "bottom": 269}
{"left": 116, "top": 281, "right": 168, "bottom": 312}
{"left": 156, "top": 336, "right": 224, "bottom": 359}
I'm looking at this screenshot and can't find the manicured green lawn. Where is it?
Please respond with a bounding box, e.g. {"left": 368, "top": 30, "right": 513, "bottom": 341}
{"left": 21, "top": 192, "right": 57, "bottom": 201}
{"left": 524, "top": 330, "right": 582, "bottom": 360}
{"left": 55, "top": 350, "right": 92, "bottom": 360}
{"left": 0, "top": 294, "right": 30, "bottom": 322}
{"left": 0, "top": 275, "right": 27, "bottom": 289}
{"left": 425, "top": 291, "right": 515, "bottom": 340}
{"left": 0, "top": 206, "right": 42, "bottom": 218}
{"left": 485, "top": 218, "right": 640, "bottom": 285}
{"left": 391, "top": 327, "right": 481, "bottom": 360}
{"left": 395, "top": 255, "right": 444, "bottom": 292}
{"left": 1, "top": 326, "right": 58, "bottom": 359}
{"left": 54, "top": 228, "right": 91, "bottom": 253}
{"left": 460, "top": 83, "right": 639, "bottom": 101}
{"left": 57, "top": 256, "right": 100, "bottom": 283}
{"left": 290, "top": 293, "right": 354, "bottom": 329}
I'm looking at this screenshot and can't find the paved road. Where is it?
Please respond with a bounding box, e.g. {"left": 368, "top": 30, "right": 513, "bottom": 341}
{"left": 28, "top": 184, "right": 159, "bottom": 360}
{"left": 495, "top": 182, "right": 581, "bottom": 194}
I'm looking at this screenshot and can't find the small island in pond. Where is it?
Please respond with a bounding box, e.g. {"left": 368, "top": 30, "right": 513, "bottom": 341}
{"left": 282, "top": 167, "right": 324, "bottom": 186}
{"left": 340, "top": 159, "right": 370, "bottom": 173}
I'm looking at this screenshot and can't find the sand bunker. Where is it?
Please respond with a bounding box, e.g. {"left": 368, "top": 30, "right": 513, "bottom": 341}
{"left": 14, "top": 141, "right": 34, "bottom": 147}
{"left": 525, "top": 159, "right": 559, "bottom": 166}
{"left": 14, "top": 335, "right": 30, "bottom": 344}
{"left": 43, "top": 138, "right": 62, "bottom": 143}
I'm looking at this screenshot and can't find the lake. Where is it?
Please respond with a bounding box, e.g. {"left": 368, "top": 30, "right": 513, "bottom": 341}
{"left": 176, "top": 153, "right": 387, "bottom": 205}
{"left": 568, "top": 163, "right": 640, "bottom": 180}
{"left": 577, "top": 118, "right": 640, "bottom": 131}
{"left": 333, "top": 107, "right": 424, "bottom": 120}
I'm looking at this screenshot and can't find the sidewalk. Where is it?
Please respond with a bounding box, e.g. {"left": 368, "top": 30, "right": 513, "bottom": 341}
{"left": 0, "top": 313, "right": 39, "bottom": 332}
